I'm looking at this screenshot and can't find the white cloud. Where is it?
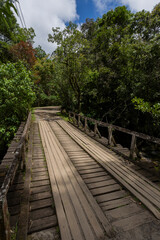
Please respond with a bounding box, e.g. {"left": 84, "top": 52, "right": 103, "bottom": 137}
{"left": 121, "top": 0, "right": 159, "bottom": 11}
{"left": 16, "top": 0, "right": 78, "bottom": 53}
{"left": 92, "top": 0, "right": 109, "bottom": 13}
{"left": 93, "top": 0, "right": 159, "bottom": 13}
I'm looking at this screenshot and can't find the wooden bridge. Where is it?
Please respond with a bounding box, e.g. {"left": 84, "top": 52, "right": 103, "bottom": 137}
{"left": 0, "top": 107, "right": 160, "bottom": 240}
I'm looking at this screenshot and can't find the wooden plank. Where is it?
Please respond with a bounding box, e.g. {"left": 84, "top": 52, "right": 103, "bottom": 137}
{"left": 102, "top": 197, "right": 131, "bottom": 211}
{"left": 41, "top": 121, "right": 103, "bottom": 240}
{"left": 107, "top": 203, "right": 143, "bottom": 220}
{"left": 81, "top": 171, "right": 107, "bottom": 179}
{"left": 32, "top": 168, "right": 47, "bottom": 173}
{"left": 95, "top": 190, "right": 126, "bottom": 203}
{"left": 91, "top": 184, "right": 121, "bottom": 196}
{"left": 71, "top": 158, "right": 94, "bottom": 162}
{"left": 49, "top": 121, "right": 114, "bottom": 237}
{"left": 31, "top": 171, "right": 48, "bottom": 177}
{"left": 30, "top": 207, "right": 55, "bottom": 221}
{"left": 17, "top": 121, "right": 32, "bottom": 240}
{"left": 79, "top": 167, "right": 104, "bottom": 174}
{"left": 74, "top": 162, "right": 98, "bottom": 167}
{"left": 76, "top": 165, "right": 99, "bottom": 170}
{"left": 32, "top": 163, "right": 46, "bottom": 168}
{"left": 84, "top": 175, "right": 111, "bottom": 184}
{"left": 30, "top": 192, "right": 52, "bottom": 202}
{"left": 31, "top": 180, "right": 50, "bottom": 188}
{"left": 59, "top": 120, "right": 160, "bottom": 219}
{"left": 30, "top": 185, "right": 51, "bottom": 194}
{"left": 28, "top": 215, "right": 57, "bottom": 234}
{"left": 31, "top": 175, "right": 49, "bottom": 181}
{"left": 113, "top": 211, "right": 153, "bottom": 231}
{"left": 30, "top": 198, "right": 53, "bottom": 211}
{"left": 88, "top": 179, "right": 116, "bottom": 189}
{"left": 32, "top": 160, "right": 45, "bottom": 164}
{"left": 39, "top": 122, "right": 74, "bottom": 240}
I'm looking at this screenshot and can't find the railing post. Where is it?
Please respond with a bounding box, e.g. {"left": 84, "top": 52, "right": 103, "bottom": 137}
{"left": 94, "top": 122, "right": 97, "bottom": 136}
{"left": 69, "top": 112, "right": 71, "bottom": 120}
{"left": 130, "top": 134, "right": 136, "bottom": 159}
{"left": 73, "top": 113, "right": 76, "bottom": 125}
{"left": 108, "top": 126, "right": 113, "bottom": 146}
{"left": 84, "top": 118, "right": 87, "bottom": 132}
{"left": 0, "top": 197, "right": 10, "bottom": 240}
{"left": 21, "top": 144, "right": 26, "bottom": 170}
{"left": 78, "top": 115, "right": 80, "bottom": 127}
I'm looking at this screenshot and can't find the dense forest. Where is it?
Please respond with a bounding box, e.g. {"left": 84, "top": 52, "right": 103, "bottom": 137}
{"left": 0, "top": 0, "right": 160, "bottom": 159}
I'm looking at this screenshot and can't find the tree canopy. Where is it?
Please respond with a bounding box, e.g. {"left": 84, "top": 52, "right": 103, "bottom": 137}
{"left": 47, "top": 5, "right": 160, "bottom": 137}
{"left": 0, "top": 3, "right": 160, "bottom": 160}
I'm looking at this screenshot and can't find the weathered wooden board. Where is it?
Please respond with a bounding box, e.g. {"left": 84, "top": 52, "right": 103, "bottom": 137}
{"left": 39, "top": 120, "right": 113, "bottom": 240}
{"left": 58, "top": 120, "right": 160, "bottom": 219}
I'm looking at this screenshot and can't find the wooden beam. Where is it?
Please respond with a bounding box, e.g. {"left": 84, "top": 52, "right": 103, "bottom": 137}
{"left": 94, "top": 123, "right": 101, "bottom": 138}
{"left": 0, "top": 197, "right": 10, "bottom": 240}
{"left": 84, "top": 118, "right": 87, "bottom": 132}
{"left": 130, "top": 134, "right": 136, "bottom": 159}
{"left": 78, "top": 115, "right": 81, "bottom": 127}
{"left": 69, "top": 112, "right": 160, "bottom": 145}
{"left": 59, "top": 120, "right": 160, "bottom": 219}
{"left": 108, "top": 126, "right": 113, "bottom": 146}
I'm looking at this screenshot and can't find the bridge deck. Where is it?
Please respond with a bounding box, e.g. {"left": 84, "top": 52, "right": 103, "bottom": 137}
{"left": 13, "top": 107, "right": 160, "bottom": 240}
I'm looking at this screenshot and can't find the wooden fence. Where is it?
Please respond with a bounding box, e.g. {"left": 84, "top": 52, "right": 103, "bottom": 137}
{"left": 69, "top": 112, "right": 160, "bottom": 160}
{"left": 0, "top": 112, "right": 31, "bottom": 240}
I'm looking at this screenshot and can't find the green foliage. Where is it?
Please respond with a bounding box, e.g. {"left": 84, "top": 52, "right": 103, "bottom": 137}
{"left": 0, "top": 0, "right": 36, "bottom": 63}
{"left": 35, "top": 45, "right": 47, "bottom": 59}
{"left": 48, "top": 22, "right": 90, "bottom": 112}
{"left": 47, "top": 5, "right": 160, "bottom": 137}
{"left": 0, "top": 62, "right": 35, "bottom": 148}
{"left": 132, "top": 98, "right": 160, "bottom": 120}
{"left": 33, "top": 57, "right": 59, "bottom": 106}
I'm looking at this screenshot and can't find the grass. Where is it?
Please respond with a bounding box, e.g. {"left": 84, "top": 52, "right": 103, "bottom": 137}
{"left": 57, "top": 112, "right": 69, "bottom": 121}
{"left": 31, "top": 108, "right": 35, "bottom": 121}
{"left": 11, "top": 223, "right": 18, "bottom": 240}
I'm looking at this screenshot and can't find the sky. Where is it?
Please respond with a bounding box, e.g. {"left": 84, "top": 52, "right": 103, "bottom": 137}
{"left": 16, "top": 0, "right": 160, "bottom": 54}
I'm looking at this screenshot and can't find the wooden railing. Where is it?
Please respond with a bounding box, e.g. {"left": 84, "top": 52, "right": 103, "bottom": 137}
{"left": 69, "top": 112, "right": 160, "bottom": 160}
{"left": 0, "top": 112, "right": 31, "bottom": 240}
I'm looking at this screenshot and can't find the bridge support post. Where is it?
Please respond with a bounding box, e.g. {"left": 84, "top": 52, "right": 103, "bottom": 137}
{"left": 108, "top": 126, "right": 113, "bottom": 146}
{"left": 94, "top": 122, "right": 101, "bottom": 138}
{"left": 73, "top": 113, "right": 77, "bottom": 125}
{"left": 0, "top": 197, "right": 10, "bottom": 240}
{"left": 78, "top": 115, "right": 81, "bottom": 127}
{"left": 94, "top": 122, "right": 97, "bottom": 136}
{"left": 84, "top": 118, "right": 87, "bottom": 132}
{"left": 130, "top": 134, "right": 136, "bottom": 159}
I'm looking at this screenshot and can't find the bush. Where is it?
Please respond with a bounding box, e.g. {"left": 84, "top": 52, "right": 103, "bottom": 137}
{"left": 0, "top": 61, "right": 36, "bottom": 156}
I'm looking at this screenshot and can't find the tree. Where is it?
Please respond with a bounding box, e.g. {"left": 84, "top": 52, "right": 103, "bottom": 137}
{"left": 48, "top": 22, "right": 89, "bottom": 112}
{"left": 9, "top": 41, "right": 36, "bottom": 68}
{"left": 35, "top": 45, "right": 47, "bottom": 59}
{"left": 33, "top": 56, "right": 59, "bottom": 106}
{"left": 0, "top": 61, "right": 35, "bottom": 151}
{"left": 0, "top": 0, "right": 36, "bottom": 62}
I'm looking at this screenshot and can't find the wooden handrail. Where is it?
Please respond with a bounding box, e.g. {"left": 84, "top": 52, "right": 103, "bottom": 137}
{"left": 0, "top": 111, "right": 31, "bottom": 240}
{"left": 69, "top": 112, "right": 160, "bottom": 145}
{"left": 69, "top": 111, "right": 160, "bottom": 162}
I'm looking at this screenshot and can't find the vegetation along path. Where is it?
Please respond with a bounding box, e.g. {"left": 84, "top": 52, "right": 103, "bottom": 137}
{"left": 12, "top": 107, "right": 160, "bottom": 240}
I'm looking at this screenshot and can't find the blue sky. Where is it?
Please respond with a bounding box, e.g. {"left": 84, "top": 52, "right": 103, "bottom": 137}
{"left": 17, "top": 0, "right": 159, "bottom": 53}
{"left": 76, "top": 0, "right": 98, "bottom": 23}
{"left": 75, "top": 0, "right": 122, "bottom": 23}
